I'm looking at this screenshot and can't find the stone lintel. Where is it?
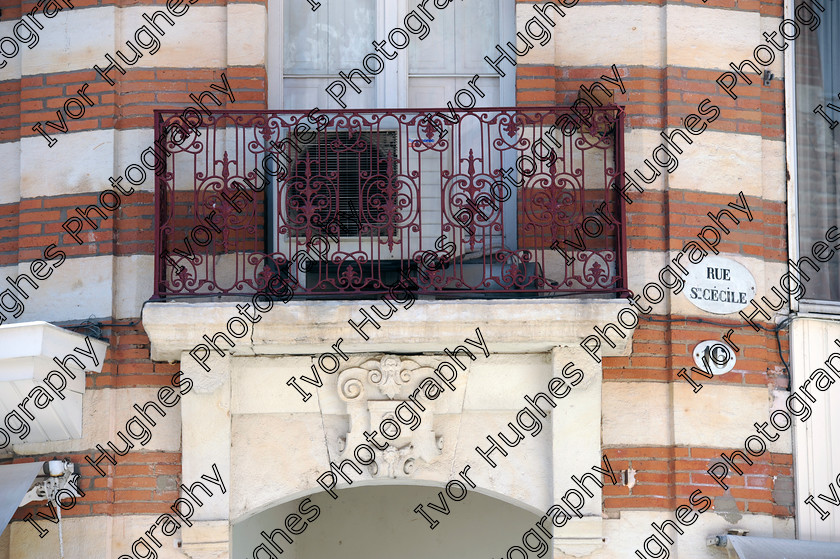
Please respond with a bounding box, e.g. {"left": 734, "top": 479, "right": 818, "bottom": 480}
{"left": 143, "top": 299, "right": 634, "bottom": 362}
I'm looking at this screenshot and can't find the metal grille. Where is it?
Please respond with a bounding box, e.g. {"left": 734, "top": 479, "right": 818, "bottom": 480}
{"left": 287, "top": 130, "right": 398, "bottom": 237}
{"left": 153, "top": 106, "right": 628, "bottom": 299}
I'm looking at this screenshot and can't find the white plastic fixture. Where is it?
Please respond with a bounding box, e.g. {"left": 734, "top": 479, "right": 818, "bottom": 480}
{"left": 18, "top": 459, "right": 83, "bottom": 559}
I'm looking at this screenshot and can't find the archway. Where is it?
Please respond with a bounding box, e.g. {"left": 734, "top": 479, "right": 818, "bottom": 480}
{"left": 232, "top": 484, "right": 543, "bottom": 559}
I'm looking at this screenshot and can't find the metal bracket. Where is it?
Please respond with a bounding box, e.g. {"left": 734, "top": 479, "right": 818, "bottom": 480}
{"left": 20, "top": 460, "right": 82, "bottom": 507}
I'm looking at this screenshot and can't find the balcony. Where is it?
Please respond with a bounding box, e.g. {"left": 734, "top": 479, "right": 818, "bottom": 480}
{"left": 153, "top": 106, "right": 627, "bottom": 299}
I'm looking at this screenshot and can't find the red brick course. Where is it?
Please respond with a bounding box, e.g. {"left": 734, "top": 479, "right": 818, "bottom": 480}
{"left": 6, "top": 451, "right": 182, "bottom": 520}
{"left": 0, "top": 193, "right": 156, "bottom": 265}
{"left": 0, "top": 0, "right": 779, "bottom": 22}
{"left": 514, "top": 0, "right": 779, "bottom": 15}
{"left": 516, "top": 65, "right": 785, "bottom": 140}
{"left": 628, "top": 191, "right": 787, "bottom": 260}
{"left": 603, "top": 446, "right": 794, "bottom": 517}
{"left": 0, "top": 67, "right": 266, "bottom": 143}
{"left": 73, "top": 318, "right": 181, "bottom": 389}
{"left": 2, "top": 63, "right": 782, "bottom": 144}
{"left": 603, "top": 316, "right": 789, "bottom": 387}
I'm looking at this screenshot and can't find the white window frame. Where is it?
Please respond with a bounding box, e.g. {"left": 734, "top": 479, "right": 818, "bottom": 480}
{"left": 267, "top": 0, "right": 515, "bottom": 110}
{"left": 785, "top": 0, "right": 840, "bottom": 315}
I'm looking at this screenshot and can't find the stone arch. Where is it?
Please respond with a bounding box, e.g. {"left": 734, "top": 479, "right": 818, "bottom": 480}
{"left": 232, "top": 482, "right": 545, "bottom": 559}
{"left": 232, "top": 478, "right": 546, "bottom": 526}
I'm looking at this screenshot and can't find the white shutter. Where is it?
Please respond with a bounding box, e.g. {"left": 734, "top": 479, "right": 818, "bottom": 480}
{"left": 791, "top": 317, "right": 840, "bottom": 542}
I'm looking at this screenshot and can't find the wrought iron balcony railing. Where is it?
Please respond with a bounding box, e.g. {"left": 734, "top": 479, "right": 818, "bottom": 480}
{"left": 153, "top": 106, "right": 628, "bottom": 299}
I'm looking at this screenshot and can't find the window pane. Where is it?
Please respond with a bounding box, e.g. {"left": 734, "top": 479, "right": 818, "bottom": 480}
{"left": 408, "top": 4, "right": 456, "bottom": 74}
{"left": 455, "top": 0, "right": 499, "bottom": 74}
{"left": 284, "top": 77, "right": 375, "bottom": 110}
{"left": 284, "top": 0, "right": 375, "bottom": 74}
{"left": 407, "top": 77, "right": 499, "bottom": 108}
{"left": 408, "top": 0, "right": 498, "bottom": 75}
{"left": 795, "top": 10, "right": 840, "bottom": 302}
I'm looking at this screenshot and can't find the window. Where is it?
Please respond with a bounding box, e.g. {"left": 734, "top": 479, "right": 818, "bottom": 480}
{"left": 287, "top": 130, "right": 397, "bottom": 237}
{"left": 267, "top": 0, "right": 519, "bottom": 292}
{"left": 273, "top": 0, "right": 514, "bottom": 109}
{"left": 270, "top": 0, "right": 515, "bottom": 243}
{"left": 405, "top": 0, "right": 505, "bottom": 108}
{"left": 281, "top": 0, "right": 377, "bottom": 109}
{"left": 793, "top": 5, "right": 840, "bottom": 305}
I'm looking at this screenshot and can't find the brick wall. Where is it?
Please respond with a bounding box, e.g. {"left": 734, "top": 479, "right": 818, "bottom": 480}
{"left": 603, "top": 318, "right": 789, "bottom": 387}
{"left": 6, "top": 67, "right": 265, "bottom": 142}
{"left": 516, "top": 65, "right": 784, "bottom": 140}
{"left": 603, "top": 447, "right": 794, "bottom": 517}
{"left": 513, "top": 0, "right": 793, "bottom": 527}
